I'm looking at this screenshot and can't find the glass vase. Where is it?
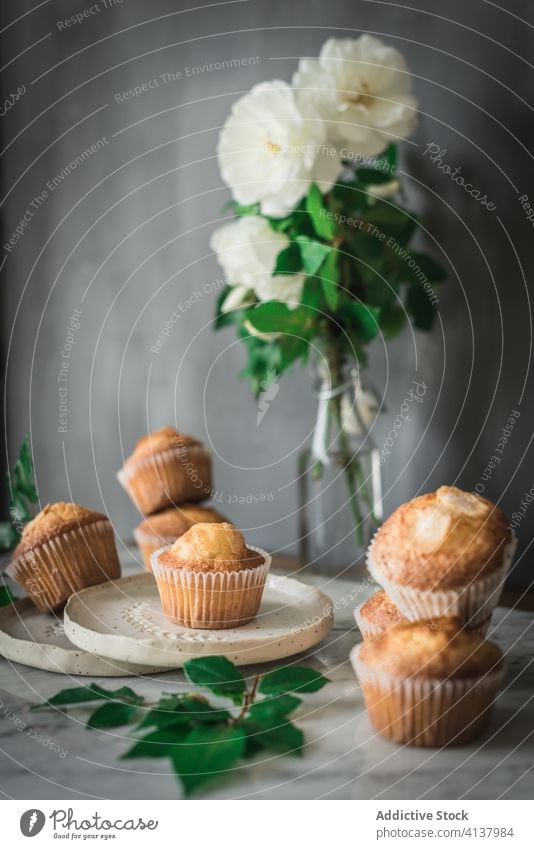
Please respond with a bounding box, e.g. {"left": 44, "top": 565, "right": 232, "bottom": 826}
{"left": 298, "top": 356, "right": 383, "bottom": 573}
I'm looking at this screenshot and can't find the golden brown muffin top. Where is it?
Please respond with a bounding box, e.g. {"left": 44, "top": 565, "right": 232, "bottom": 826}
{"left": 13, "top": 502, "right": 108, "bottom": 557}
{"left": 158, "top": 522, "right": 264, "bottom": 573}
{"left": 358, "top": 616, "right": 503, "bottom": 680}
{"left": 359, "top": 589, "right": 406, "bottom": 628}
{"left": 136, "top": 504, "right": 227, "bottom": 540}
{"left": 128, "top": 427, "right": 202, "bottom": 462}
{"left": 370, "top": 486, "right": 511, "bottom": 590}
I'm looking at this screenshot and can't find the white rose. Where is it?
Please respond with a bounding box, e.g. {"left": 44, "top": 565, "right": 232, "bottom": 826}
{"left": 210, "top": 215, "right": 305, "bottom": 309}
{"left": 293, "top": 36, "right": 418, "bottom": 155}
{"left": 217, "top": 80, "right": 339, "bottom": 218}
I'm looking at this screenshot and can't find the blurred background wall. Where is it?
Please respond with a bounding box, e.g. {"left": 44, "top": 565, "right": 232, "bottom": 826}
{"left": 1, "top": 0, "right": 533, "bottom": 586}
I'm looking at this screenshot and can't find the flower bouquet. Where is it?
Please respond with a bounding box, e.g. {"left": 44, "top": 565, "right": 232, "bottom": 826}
{"left": 210, "top": 36, "right": 447, "bottom": 568}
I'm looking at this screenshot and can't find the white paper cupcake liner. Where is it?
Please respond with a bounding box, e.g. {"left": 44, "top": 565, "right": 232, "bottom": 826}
{"left": 350, "top": 644, "right": 504, "bottom": 747}
{"left": 367, "top": 533, "right": 517, "bottom": 630}
{"left": 151, "top": 544, "right": 271, "bottom": 629}
{"left": 7, "top": 519, "right": 121, "bottom": 613}
{"left": 117, "top": 445, "right": 212, "bottom": 514}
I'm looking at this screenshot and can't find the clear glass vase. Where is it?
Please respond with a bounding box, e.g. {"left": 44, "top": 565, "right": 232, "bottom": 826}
{"left": 298, "top": 356, "right": 383, "bottom": 573}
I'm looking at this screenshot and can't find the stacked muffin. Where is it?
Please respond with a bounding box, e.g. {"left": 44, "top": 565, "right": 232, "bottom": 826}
{"left": 119, "top": 427, "right": 270, "bottom": 628}
{"left": 118, "top": 426, "right": 226, "bottom": 571}
{"left": 352, "top": 485, "right": 516, "bottom": 746}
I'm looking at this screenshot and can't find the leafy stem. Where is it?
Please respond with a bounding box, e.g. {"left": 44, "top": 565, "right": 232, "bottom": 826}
{"left": 32, "top": 656, "right": 329, "bottom": 797}
{"left": 0, "top": 434, "right": 38, "bottom": 552}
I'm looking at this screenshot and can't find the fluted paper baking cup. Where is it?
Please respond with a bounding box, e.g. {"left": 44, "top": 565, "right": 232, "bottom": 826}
{"left": 151, "top": 545, "right": 271, "bottom": 629}
{"left": 350, "top": 644, "right": 504, "bottom": 747}
{"left": 367, "top": 533, "right": 517, "bottom": 630}
{"left": 7, "top": 520, "right": 121, "bottom": 613}
{"left": 117, "top": 445, "right": 212, "bottom": 515}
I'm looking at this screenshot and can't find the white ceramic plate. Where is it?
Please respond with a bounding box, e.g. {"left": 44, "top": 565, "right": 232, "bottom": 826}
{"left": 64, "top": 572, "right": 334, "bottom": 668}
{"left": 0, "top": 598, "right": 167, "bottom": 676}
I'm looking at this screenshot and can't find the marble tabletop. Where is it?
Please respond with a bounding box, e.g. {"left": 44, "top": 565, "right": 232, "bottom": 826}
{"left": 1, "top": 551, "right": 533, "bottom": 800}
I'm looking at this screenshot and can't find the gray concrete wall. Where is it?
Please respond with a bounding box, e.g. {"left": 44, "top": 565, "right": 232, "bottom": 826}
{"left": 1, "top": 0, "right": 533, "bottom": 586}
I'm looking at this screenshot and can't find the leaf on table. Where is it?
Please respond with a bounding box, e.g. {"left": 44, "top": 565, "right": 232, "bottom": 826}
{"left": 171, "top": 724, "right": 246, "bottom": 795}
{"left": 122, "top": 726, "right": 191, "bottom": 760}
{"left": 258, "top": 666, "right": 329, "bottom": 696}
{"left": 87, "top": 702, "right": 140, "bottom": 729}
{"left": 242, "top": 717, "right": 305, "bottom": 757}
{"left": 136, "top": 695, "right": 231, "bottom": 730}
{"left": 183, "top": 656, "right": 246, "bottom": 705}
{"left": 248, "top": 694, "right": 302, "bottom": 724}
{"left": 33, "top": 683, "right": 144, "bottom": 710}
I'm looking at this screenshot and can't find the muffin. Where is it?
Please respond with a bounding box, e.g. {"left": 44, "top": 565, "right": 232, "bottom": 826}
{"left": 355, "top": 589, "right": 406, "bottom": 642}
{"left": 7, "top": 502, "right": 121, "bottom": 612}
{"left": 134, "top": 503, "right": 227, "bottom": 571}
{"left": 151, "top": 522, "right": 270, "bottom": 629}
{"left": 351, "top": 616, "right": 504, "bottom": 747}
{"left": 117, "top": 427, "right": 212, "bottom": 515}
{"left": 367, "top": 486, "right": 516, "bottom": 633}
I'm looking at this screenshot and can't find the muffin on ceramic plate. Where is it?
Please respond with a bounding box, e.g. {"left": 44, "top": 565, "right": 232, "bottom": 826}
{"left": 351, "top": 616, "right": 504, "bottom": 747}
{"left": 367, "top": 486, "right": 516, "bottom": 634}
{"left": 7, "top": 502, "right": 121, "bottom": 613}
{"left": 151, "top": 522, "right": 270, "bottom": 629}
{"left": 354, "top": 589, "right": 406, "bottom": 642}
{"left": 134, "top": 503, "right": 227, "bottom": 571}
{"left": 117, "top": 426, "right": 212, "bottom": 515}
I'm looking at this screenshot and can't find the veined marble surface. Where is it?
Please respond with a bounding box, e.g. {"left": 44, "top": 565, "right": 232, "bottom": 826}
{"left": 1, "top": 551, "right": 533, "bottom": 800}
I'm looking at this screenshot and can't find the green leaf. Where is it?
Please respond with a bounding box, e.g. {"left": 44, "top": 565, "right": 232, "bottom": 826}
{"left": 122, "top": 726, "right": 191, "bottom": 760}
{"left": 228, "top": 201, "right": 260, "bottom": 217}
{"left": 171, "top": 724, "right": 246, "bottom": 795}
{"left": 306, "top": 183, "right": 336, "bottom": 240}
{"left": 379, "top": 305, "right": 407, "bottom": 339}
{"left": 363, "top": 204, "right": 418, "bottom": 244}
{"left": 406, "top": 284, "right": 436, "bottom": 331}
{"left": 385, "top": 143, "right": 398, "bottom": 172}
{"left": 331, "top": 179, "right": 368, "bottom": 213}
{"left": 356, "top": 167, "right": 393, "bottom": 185}
{"left": 295, "top": 236, "right": 332, "bottom": 277}
{"left": 406, "top": 251, "right": 448, "bottom": 283}
{"left": 87, "top": 702, "right": 140, "bottom": 729}
{"left": 214, "top": 285, "right": 237, "bottom": 329}
{"left": 246, "top": 302, "right": 313, "bottom": 337}
{"left": 273, "top": 242, "right": 302, "bottom": 276}
{"left": 33, "top": 683, "right": 143, "bottom": 710}
{"left": 137, "top": 695, "right": 231, "bottom": 730}
{"left": 0, "top": 585, "right": 17, "bottom": 606}
{"left": 341, "top": 301, "right": 380, "bottom": 343}
{"left": 319, "top": 250, "right": 340, "bottom": 310}
{"left": 248, "top": 694, "right": 301, "bottom": 724}
{"left": 258, "top": 666, "right": 329, "bottom": 696}
{"left": 242, "top": 717, "right": 305, "bottom": 756}
{"left": 0, "top": 523, "right": 18, "bottom": 551}
{"left": 183, "top": 656, "right": 246, "bottom": 705}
